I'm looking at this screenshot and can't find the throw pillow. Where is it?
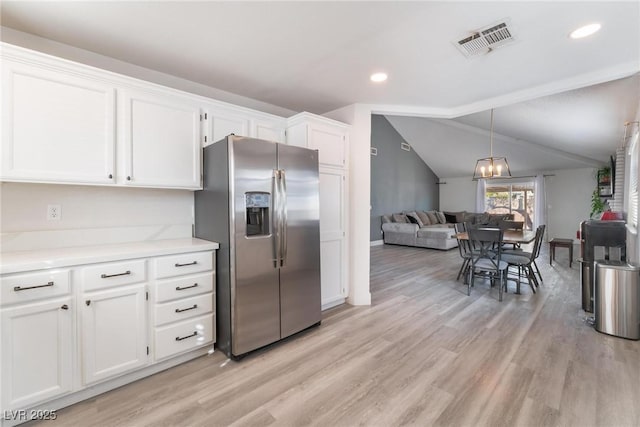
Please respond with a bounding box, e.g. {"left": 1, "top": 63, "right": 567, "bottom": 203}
{"left": 443, "top": 213, "right": 457, "bottom": 223}
{"left": 381, "top": 214, "right": 392, "bottom": 224}
{"left": 435, "top": 211, "right": 446, "bottom": 224}
{"left": 405, "top": 211, "right": 424, "bottom": 227}
{"left": 416, "top": 211, "right": 431, "bottom": 225}
{"left": 463, "top": 212, "right": 476, "bottom": 224}
{"left": 392, "top": 213, "right": 408, "bottom": 223}
{"left": 444, "top": 211, "right": 467, "bottom": 223}
{"left": 426, "top": 211, "right": 438, "bottom": 225}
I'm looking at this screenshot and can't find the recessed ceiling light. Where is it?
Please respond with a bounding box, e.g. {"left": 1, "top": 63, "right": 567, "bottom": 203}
{"left": 370, "top": 72, "right": 388, "bottom": 83}
{"left": 570, "top": 23, "right": 601, "bottom": 39}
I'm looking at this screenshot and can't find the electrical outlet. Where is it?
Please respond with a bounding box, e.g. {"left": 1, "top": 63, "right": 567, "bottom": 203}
{"left": 47, "top": 204, "right": 61, "bottom": 221}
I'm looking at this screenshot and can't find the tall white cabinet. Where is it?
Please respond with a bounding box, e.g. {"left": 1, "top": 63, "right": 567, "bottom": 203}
{"left": 287, "top": 112, "right": 349, "bottom": 310}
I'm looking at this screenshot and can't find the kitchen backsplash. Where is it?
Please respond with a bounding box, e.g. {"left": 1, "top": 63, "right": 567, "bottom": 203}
{"left": 0, "top": 182, "right": 194, "bottom": 251}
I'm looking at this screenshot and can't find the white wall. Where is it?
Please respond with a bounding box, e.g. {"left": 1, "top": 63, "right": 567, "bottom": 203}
{"left": 0, "top": 183, "right": 193, "bottom": 251}
{"left": 439, "top": 176, "right": 477, "bottom": 212}
{"left": 545, "top": 168, "right": 595, "bottom": 242}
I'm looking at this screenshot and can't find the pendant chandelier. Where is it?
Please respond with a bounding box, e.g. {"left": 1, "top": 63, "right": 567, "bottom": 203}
{"left": 473, "top": 109, "right": 511, "bottom": 180}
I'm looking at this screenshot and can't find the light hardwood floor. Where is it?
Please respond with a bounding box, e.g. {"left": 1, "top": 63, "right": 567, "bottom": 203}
{"left": 34, "top": 243, "right": 640, "bottom": 426}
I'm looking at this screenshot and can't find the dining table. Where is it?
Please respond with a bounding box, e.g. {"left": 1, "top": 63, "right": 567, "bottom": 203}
{"left": 455, "top": 229, "right": 536, "bottom": 244}
{"left": 455, "top": 228, "right": 538, "bottom": 295}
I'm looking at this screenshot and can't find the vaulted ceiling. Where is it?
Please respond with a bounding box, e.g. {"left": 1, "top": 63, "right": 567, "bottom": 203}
{"left": 2, "top": 1, "right": 639, "bottom": 176}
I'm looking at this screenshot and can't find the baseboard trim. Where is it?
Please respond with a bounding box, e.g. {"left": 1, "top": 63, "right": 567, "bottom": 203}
{"left": 370, "top": 239, "right": 384, "bottom": 247}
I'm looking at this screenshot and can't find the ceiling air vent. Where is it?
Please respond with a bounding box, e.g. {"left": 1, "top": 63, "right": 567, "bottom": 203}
{"left": 400, "top": 142, "right": 411, "bottom": 152}
{"left": 455, "top": 19, "right": 515, "bottom": 58}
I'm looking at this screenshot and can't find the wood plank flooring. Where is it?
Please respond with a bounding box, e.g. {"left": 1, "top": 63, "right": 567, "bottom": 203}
{"left": 33, "top": 243, "right": 640, "bottom": 426}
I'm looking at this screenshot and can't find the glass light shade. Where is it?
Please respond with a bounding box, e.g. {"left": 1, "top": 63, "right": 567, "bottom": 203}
{"left": 473, "top": 157, "right": 511, "bottom": 180}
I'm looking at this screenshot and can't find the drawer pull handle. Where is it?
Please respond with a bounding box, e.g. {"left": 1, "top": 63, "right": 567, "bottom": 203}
{"left": 175, "top": 261, "right": 197, "bottom": 267}
{"left": 175, "top": 304, "right": 198, "bottom": 313}
{"left": 101, "top": 270, "right": 131, "bottom": 279}
{"left": 61, "top": 304, "right": 69, "bottom": 310}
{"left": 14, "top": 281, "right": 54, "bottom": 292}
{"left": 176, "top": 283, "right": 198, "bottom": 291}
{"left": 175, "top": 331, "right": 198, "bottom": 341}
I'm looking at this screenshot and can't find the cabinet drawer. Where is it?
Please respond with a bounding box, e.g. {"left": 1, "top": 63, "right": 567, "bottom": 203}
{"left": 155, "top": 251, "right": 213, "bottom": 279}
{"left": 1, "top": 269, "right": 71, "bottom": 306}
{"left": 156, "top": 272, "right": 213, "bottom": 303}
{"left": 154, "top": 313, "right": 214, "bottom": 360}
{"left": 155, "top": 292, "right": 214, "bottom": 326}
{"left": 82, "top": 260, "right": 146, "bottom": 292}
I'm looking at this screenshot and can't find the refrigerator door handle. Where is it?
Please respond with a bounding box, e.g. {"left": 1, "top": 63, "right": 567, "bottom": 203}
{"left": 272, "top": 169, "right": 281, "bottom": 268}
{"left": 280, "top": 169, "right": 288, "bottom": 267}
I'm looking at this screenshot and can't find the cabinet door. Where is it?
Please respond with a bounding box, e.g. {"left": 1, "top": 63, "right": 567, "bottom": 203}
{"left": 1, "top": 60, "right": 116, "bottom": 184}
{"left": 319, "top": 168, "right": 347, "bottom": 308}
{"left": 251, "top": 118, "right": 285, "bottom": 143}
{"left": 1, "top": 298, "right": 73, "bottom": 410}
{"left": 309, "top": 124, "right": 346, "bottom": 168}
{"left": 121, "top": 90, "right": 202, "bottom": 189}
{"left": 206, "top": 109, "right": 249, "bottom": 146}
{"left": 81, "top": 284, "right": 147, "bottom": 385}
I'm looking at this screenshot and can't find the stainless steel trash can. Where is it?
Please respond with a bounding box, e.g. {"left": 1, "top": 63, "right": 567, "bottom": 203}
{"left": 594, "top": 261, "right": 640, "bottom": 340}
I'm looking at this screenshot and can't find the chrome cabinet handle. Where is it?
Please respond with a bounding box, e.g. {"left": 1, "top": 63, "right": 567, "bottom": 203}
{"left": 174, "top": 261, "right": 197, "bottom": 267}
{"left": 175, "top": 331, "right": 198, "bottom": 341}
{"left": 14, "top": 281, "right": 54, "bottom": 292}
{"left": 101, "top": 270, "right": 131, "bottom": 279}
{"left": 176, "top": 283, "right": 198, "bottom": 291}
{"left": 175, "top": 304, "right": 197, "bottom": 313}
{"left": 61, "top": 304, "right": 69, "bottom": 310}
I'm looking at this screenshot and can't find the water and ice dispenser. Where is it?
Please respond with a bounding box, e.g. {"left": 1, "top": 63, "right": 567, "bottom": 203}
{"left": 245, "top": 192, "right": 270, "bottom": 237}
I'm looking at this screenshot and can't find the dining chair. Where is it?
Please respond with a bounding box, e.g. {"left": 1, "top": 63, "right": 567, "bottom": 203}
{"left": 454, "top": 223, "right": 472, "bottom": 282}
{"left": 467, "top": 226, "right": 509, "bottom": 301}
{"left": 502, "top": 225, "right": 545, "bottom": 294}
{"left": 499, "top": 219, "right": 524, "bottom": 249}
{"left": 504, "top": 224, "right": 546, "bottom": 284}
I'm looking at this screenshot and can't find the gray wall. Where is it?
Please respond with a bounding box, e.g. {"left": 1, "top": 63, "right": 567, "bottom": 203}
{"left": 370, "top": 115, "right": 440, "bottom": 241}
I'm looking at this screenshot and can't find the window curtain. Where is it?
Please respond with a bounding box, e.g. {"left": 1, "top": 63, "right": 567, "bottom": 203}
{"left": 475, "top": 179, "right": 486, "bottom": 213}
{"left": 534, "top": 174, "right": 546, "bottom": 232}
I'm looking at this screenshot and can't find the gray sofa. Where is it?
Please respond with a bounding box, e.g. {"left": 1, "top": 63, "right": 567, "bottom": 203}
{"left": 381, "top": 210, "right": 514, "bottom": 250}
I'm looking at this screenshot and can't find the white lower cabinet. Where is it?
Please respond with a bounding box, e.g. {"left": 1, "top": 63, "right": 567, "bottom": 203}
{"left": 152, "top": 252, "right": 216, "bottom": 361}
{"left": 1, "top": 297, "right": 73, "bottom": 410}
{"left": 81, "top": 283, "right": 148, "bottom": 385}
{"left": 0, "top": 245, "right": 216, "bottom": 419}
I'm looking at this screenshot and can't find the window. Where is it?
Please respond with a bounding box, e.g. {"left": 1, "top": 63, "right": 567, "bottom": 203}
{"left": 628, "top": 131, "right": 639, "bottom": 228}
{"left": 485, "top": 181, "right": 535, "bottom": 230}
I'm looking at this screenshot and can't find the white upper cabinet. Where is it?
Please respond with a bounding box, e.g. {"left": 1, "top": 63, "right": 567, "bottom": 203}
{"left": 1, "top": 57, "right": 116, "bottom": 184}
{"left": 1, "top": 44, "right": 205, "bottom": 190}
{"left": 251, "top": 117, "right": 286, "bottom": 143}
{"left": 286, "top": 112, "right": 349, "bottom": 168}
{"left": 204, "top": 106, "right": 249, "bottom": 146}
{"left": 120, "top": 89, "right": 202, "bottom": 189}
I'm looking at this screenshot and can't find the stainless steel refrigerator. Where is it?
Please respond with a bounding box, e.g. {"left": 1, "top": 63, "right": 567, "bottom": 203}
{"left": 194, "top": 135, "right": 321, "bottom": 359}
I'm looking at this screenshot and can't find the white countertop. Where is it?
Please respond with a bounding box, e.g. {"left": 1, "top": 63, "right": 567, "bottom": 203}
{"left": 0, "top": 238, "right": 219, "bottom": 275}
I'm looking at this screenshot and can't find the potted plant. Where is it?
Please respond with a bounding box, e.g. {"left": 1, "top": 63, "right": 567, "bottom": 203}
{"left": 598, "top": 166, "right": 611, "bottom": 184}
{"left": 591, "top": 189, "right": 606, "bottom": 218}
